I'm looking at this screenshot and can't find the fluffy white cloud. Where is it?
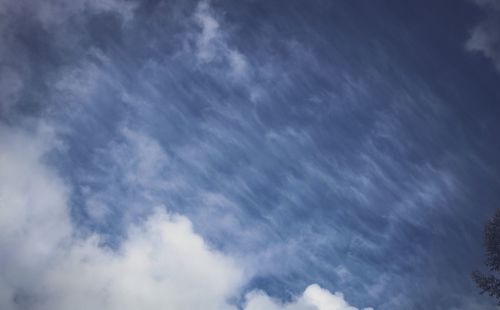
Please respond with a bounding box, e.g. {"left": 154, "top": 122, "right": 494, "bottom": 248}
{"left": 0, "top": 124, "right": 242, "bottom": 310}
{"left": 0, "top": 123, "right": 371, "bottom": 310}
{"left": 0, "top": 124, "right": 71, "bottom": 309}
{"left": 36, "top": 210, "right": 243, "bottom": 310}
{"left": 245, "top": 284, "right": 373, "bottom": 310}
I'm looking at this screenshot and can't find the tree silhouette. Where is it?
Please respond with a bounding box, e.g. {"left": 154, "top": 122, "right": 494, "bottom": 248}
{"left": 473, "top": 209, "right": 500, "bottom": 304}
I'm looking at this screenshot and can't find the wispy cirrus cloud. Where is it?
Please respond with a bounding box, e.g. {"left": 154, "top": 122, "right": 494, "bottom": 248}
{"left": 0, "top": 0, "right": 134, "bottom": 118}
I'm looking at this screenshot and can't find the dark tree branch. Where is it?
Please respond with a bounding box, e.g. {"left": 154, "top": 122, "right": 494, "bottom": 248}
{"left": 473, "top": 209, "right": 500, "bottom": 304}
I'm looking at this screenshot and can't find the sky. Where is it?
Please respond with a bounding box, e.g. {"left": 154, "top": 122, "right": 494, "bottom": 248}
{"left": 1, "top": 0, "right": 500, "bottom": 309}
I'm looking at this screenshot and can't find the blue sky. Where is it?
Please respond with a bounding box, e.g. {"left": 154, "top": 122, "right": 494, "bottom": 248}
{"left": 1, "top": 0, "right": 500, "bottom": 309}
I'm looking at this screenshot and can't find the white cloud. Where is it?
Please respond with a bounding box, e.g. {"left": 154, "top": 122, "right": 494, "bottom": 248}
{"left": 0, "top": 124, "right": 71, "bottom": 309}
{"left": 37, "top": 209, "right": 244, "bottom": 310}
{"left": 0, "top": 123, "right": 370, "bottom": 310}
{"left": 192, "top": 0, "right": 250, "bottom": 79}
{"left": 244, "top": 284, "right": 373, "bottom": 310}
{"left": 0, "top": 123, "right": 242, "bottom": 310}
{"left": 194, "top": 0, "right": 221, "bottom": 62}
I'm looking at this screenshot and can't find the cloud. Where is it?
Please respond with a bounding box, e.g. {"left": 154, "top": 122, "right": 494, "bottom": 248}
{"left": 244, "top": 284, "right": 373, "bottom": 310}
{"left": 0, "top": 122, "right": 368, "bottom": 310}
{"left": 37, "top": 210, "right": 244, "bottom": 310}
{"left": 0, "top": 123, "right": 70, "bottom": 266}
{"left": 194, "top": 0, "right": 221, "bottom": 62}
{"left": 0, "top": 0, "right": 134, "bottom": 117}
{"left": 0, "top": 123, "right": 242, "bottom": 309}
{"left": 466, "top": 0, "right": 500, "bottom": 71}
{"left": 0, "top": 0, "right": 135, "bottom": 27}
{"left": 191, "top": 0, "right": 249, "bottom": 79}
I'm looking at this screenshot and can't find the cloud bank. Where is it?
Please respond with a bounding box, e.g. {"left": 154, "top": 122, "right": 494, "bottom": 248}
{"left": 0, "top": 124, "right": 242, "bottom": 310}
{"left": 0, "top": 123, "right": 368, "bottom": 310}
